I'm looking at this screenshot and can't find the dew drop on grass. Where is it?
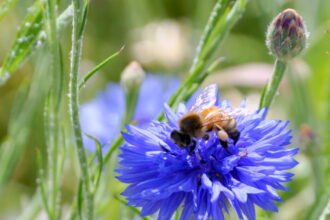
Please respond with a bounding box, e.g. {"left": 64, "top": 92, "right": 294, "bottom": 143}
{"left": 36, "top": 40, "right": 43, "bottom": 48}
{"left": 0, "top": 71, "right": 10, "bottom": 84}
{"left": 27, "top": 6, "right": 34, "bottom": 12}
{"left": 39, "top": 31, "right": 47, "bottom": 40}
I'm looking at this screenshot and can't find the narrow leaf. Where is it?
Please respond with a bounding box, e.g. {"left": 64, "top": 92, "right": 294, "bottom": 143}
{"left": 79, "top": 46, "right": 124, "bottom": 89}
{"left": 85, "top": 133, "right": 104, "bottom": 191}
{"left": 0, "top": 3, "right": 73, "bottom": 85}
{"left": 114, "top": 195, "right": 151, "bottom": 220}
{"left": 304, "top": 187, "right": 330, "bottom": 220}
{"left": 0, "top": 0, "right": 19, "bottom": 20}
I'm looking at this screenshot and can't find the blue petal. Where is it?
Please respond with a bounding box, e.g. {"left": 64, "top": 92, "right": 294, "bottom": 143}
{"left": 215, "top": 155, "right": 240, "bottom": 174}
{"left": 141, "top": 200, "right": 162, "bottom": 216}
{"left": 180, "top": 194, "right": 194, "bottom": 220}
{"left": 196, "top": 189, "right": 211, "bottom": 220}
{"left": 211, "top": 202, "right": 225, "bottom": 220}
{"left": 163, "top": 103, "right": 179, "bottom": 126}
{"left": 201, "top": 174, "right": 213, "bottom": 190}
{"left": 239, "top": 200, "right": 256, "bottom": 220}
{"left": 250, "top": 194, "right": 278, "bottom": 212}
{"left": 158, "top": 192, "right": 185, "bottom": 220}
{"left": 231, "top": 178, "right": 265, "bottom": 203}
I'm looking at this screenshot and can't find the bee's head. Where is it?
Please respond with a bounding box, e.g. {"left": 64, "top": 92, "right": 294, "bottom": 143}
{"left": 170, "top": 130, "right": 191, "bottom": 148}
{"left": 179, "top": 112, "right": 204, "bottom": 138}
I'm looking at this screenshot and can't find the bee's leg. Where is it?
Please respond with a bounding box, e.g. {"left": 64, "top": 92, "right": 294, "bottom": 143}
{"left": 228, "top": 130, "right": 240, "bottom": 145}
{"left": 189, "top": 139, "right": 197, "bottom": 154}
{"left": 219, "top": 139, "right": 229, "bottom": 151}
{"left": 184, "top": 139, "right": 196, "bottom": 155}
{"left": 213, "top": 124, "right": 230, "bottom": 151}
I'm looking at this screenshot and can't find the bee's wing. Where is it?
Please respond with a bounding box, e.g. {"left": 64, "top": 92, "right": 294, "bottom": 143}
{"left": 190, "top": 84, "right": 218, "bottom": 112}
{"left": 228, "top": 107, "right": 249, "bottom": 119}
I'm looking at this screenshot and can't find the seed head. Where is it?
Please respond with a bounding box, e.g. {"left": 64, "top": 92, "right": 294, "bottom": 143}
{"left": 266, "top": 9, "right": 307, "bottom": 60}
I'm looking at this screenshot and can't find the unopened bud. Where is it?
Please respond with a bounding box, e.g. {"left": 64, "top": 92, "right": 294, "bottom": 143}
{"left": 266, "top": 9, "right": 307, "bottom": 60}
{"left": 299, "top": 123, "right": 315, "bottom": 143}
{"left": 121, "top": 61, "right": 145, "bottom": 91}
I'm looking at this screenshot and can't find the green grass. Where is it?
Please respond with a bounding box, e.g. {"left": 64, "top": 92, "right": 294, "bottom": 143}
{"left": 0, "top": 0, "right": 329, "bottom": 219}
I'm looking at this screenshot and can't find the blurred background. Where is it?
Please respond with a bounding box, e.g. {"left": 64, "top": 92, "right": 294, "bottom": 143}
{"left": 0, "top": 0, "right": 330, "bottom": 219}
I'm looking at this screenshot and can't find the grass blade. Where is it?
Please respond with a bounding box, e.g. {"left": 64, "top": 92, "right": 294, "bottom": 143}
{"left": 0, "top": 50, "right": 52, "bottom": 191}
{"left": 0, "top": 0, "right": 19, "bottom": 20}
{"left": 158, "top": 0, "right": 249, "bottom": 118}
{"left": 0, "top": 0, "right": 43, "bottom": 85}
{"left": 304, "top": 187, "right": 330, "bottom": 220}
{"left": 79, "top": 46, "right": 124, "bottom": 89}
{"left": 85, "top": 133, "right": 103, "bottom": 191}
{"left": 0, "top": 3, "right": 73, "bottom": 85}
{"left": 114, "top": 195, "right": 151, "bottom": 220}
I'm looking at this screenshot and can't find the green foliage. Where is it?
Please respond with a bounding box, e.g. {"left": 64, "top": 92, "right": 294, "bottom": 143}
{"left": 0, "top": 0, "right": 19, "bottom": 20}
{"left": 0, "top": 0, "right": 329, "bottom": 219}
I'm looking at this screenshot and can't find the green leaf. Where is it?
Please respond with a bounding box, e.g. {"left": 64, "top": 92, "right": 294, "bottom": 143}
{"left": 304, "top": 186, "right": 330, "bottom": 220}
{"left": 0, "top": 0, "right": 19, "bottom": 20}
{"left": 0, "top": 3, "right": 73, "bottom": 85}
{"left": 77, "top": 179, "right": 84, "bottom": 220}
{"left": 114, "top": 195, "right": 151, "bottom": 220}
{"left": 85, "top": 133, "right": 104, "bottom": 191}
{"left": 36, "top": 149, "right": 53, "bottom": 219}
{"left": 158, "top": 0, "right": 249, "bottom": 120}
{"left": 79, "top": 46, "right": 124, "bottom": 89}
{"left": 0, "top": 0, "right": 43, "bottom": 85}
{"left": 0, "top": 49, "right": 52, "bottom": 191}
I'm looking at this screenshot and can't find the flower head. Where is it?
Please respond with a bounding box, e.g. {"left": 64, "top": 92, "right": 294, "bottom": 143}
{"left": 266, "top": 8, "right": 307, "bottom": 60}
{"left": 117, "top": 84, "right": 298, "bottom": 220}
{"left": 80, "top": 74, "right": 179, "bottom": 152}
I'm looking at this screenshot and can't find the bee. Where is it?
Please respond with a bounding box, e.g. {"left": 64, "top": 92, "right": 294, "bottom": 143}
{"left": 171, "top": 84, "right": 242, "bottom": 151}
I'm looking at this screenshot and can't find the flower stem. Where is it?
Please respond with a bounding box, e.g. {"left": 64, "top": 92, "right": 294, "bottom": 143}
{"left": 259, "top": 59, "right": 287, "bottom": 109}
{"left": 68, "top": 0, "right": 93, "bottom": 219}
{"left": 159, "top": 0, "right": 248, "bottom": 118}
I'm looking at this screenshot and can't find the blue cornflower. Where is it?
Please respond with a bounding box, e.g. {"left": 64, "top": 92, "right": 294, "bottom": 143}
{"left": 80, "top": 74, "right": 180, "bottom": 151}
{"left": 117, "top": 84, "right": 299, "bottom": 220}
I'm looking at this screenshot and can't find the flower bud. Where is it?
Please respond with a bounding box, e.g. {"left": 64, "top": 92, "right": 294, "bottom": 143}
{"left": 120, "top": 61, "right": 145, "bottom": 92}
{"left": 266, "top": 9, "right": 307, "bottom": 60}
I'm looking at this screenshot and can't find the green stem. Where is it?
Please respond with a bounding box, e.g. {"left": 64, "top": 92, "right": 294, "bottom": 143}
{"left": 259, "top": 59, "right": 287, "bottom": 109}
{"left": 0, "top": 0, "right": 19, "bottom": 20}
{"left": 190, "top": 0, "right": 231, "bottom": 73}
{"left": 45, "top": 0, "right": 63, "bottom": 218}
{"left": 114, "top": 195, "right": 151, "bottom": 220}
{"left": 121, "top": 88, "right": 139, "bottom": 127}
{"left": 68, "top": 0, "right": 93, "bottom": 219}
{"left": 104, "top": 135, "right": 123, "bottom": 164}
{"left": 160, "top": 0, "right": 248, "bottom": 117}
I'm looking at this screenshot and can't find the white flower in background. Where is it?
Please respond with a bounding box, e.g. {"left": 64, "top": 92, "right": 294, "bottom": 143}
{"left": 131, "top": 20, "right": 191, "bottom": 68}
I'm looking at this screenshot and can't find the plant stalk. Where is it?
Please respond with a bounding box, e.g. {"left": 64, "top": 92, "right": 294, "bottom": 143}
{"left": 68, "top": 0, "right": 93, "bottom": 219}
{"left": 259, "top": 59, "right": 287, "bottom": 109}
